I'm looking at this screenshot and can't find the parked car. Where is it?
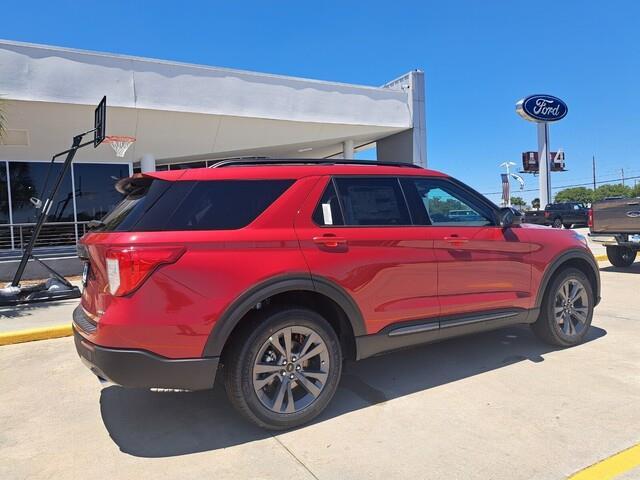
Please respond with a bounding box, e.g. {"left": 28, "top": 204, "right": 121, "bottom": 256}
{"left": 589, "top": 196, "right": 640, "bottom": 267}
{"left": 522, "top": 209, "right": 547, "bottom": 225}
{"left": 73, "top": 159, "right": 600, "bottom": 430}
{"left": 543, "top": 202, "right": 590, "bottom": 228}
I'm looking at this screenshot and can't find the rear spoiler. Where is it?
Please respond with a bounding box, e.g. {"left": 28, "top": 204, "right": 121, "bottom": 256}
{"left": 115, "top": 173, "right": 154, "bottom": 195}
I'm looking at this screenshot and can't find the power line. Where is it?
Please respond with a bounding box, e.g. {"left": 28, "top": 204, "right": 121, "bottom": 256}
{"left": 481, "top": 174, "right": 640, "bottom": 196}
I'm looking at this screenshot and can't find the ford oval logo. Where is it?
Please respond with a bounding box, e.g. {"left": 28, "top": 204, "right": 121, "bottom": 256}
{"left": 516, "top": 94, "right": 568, "bottom": 123}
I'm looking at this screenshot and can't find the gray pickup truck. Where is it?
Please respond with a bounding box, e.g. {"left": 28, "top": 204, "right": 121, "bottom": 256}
{"left": 589, "top": 197, "right": 640, "bottom": 267}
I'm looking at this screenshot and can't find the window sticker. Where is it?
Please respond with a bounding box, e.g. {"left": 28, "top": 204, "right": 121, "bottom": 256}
{"left": 322, "top": 203, "right": 333, "bottom": 225}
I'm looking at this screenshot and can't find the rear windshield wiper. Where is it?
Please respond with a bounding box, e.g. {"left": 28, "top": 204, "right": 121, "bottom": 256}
{"left": 87, "top": 220, "right": 105, "bottom": 230}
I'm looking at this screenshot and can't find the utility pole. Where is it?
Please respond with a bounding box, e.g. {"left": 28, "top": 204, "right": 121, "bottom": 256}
{"left": 621, "top": 168, "right": 625, "bottom": 187}
{"left": 592, "top": 155, "right": 596, "bottom": 190}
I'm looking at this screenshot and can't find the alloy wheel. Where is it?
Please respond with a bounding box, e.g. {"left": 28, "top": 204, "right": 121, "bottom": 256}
{"left": 252, "top": 326, "right": 330, "bottom": 414}
{"left": 554, "top": 278, "right": 589, "bottom": 337}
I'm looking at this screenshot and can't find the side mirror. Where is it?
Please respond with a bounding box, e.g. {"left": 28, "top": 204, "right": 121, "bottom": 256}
{"left": 498, "top": 207, "right": 522, "bottom": 228}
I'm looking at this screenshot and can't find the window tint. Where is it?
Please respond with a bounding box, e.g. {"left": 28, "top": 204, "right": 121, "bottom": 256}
{"left": 73, "top": 163, "right": 130, "bottom": 221}
{"left": 101, "top": 179, "right": 171, "bottom": 231}
{"left": 162, "top": 180, "right": 293, "bottom": 230}
{"left": 334, "top": 177, "right": 410, "bottom": 226}
{"left": 312, "top": 181, "right": 344, "bottom": 226}
{"left": 101, "top": 179, "right": 293, "bottom": 231}
{"left": 401, "top": 178, "right": 494, "bottom": 226}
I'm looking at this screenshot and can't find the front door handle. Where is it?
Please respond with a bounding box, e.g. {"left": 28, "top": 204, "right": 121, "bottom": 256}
{"left": 313, "top": 235, "right": 347, "bottom": 248}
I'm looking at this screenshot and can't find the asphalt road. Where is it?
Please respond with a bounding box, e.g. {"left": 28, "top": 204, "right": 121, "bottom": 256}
{"left": 1, "top": 261, "right": 639, "bottom": 480}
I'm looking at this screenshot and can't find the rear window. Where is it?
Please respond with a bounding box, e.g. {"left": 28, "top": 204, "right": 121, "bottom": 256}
{"left": 98, "top": 179, "right": 294, "bottom": 232}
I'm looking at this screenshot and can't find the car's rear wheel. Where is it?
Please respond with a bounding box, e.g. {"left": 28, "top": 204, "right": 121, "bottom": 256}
{"left": 606, "top": 245, "right": 637, "bottom": 267}
{"left": 552, "top": 217, "right": 563, "bottom": 228}
{"left": 563, "top": 223, "right": 573, "bottom": 229}
{"left": 532, "top": 268, "right": 593, "bottom": 347}
{"left": 224, "top": 307, "right": 342, "bottom": 430}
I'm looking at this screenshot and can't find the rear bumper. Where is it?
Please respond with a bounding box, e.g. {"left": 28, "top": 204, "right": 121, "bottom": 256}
{"left": 589, "top": 233, "right": 640, "bottom": 248}
{"left": 73, "top": 327, "right": 219, "bottom": 391}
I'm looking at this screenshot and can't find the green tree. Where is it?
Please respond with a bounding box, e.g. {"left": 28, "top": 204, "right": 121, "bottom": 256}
{"left": 531, "top": 198, "right": 541, "bottom": 209}
{"left": 510, "top": 196, "right": 526, "bottom": 209}
{"left": 593, "top": 183, "right": 632, "bottom": 201}
{"left": 631, "top": 182, "right": 640, "bottom": 198}
{"left": 554, "top": 187, "right": 594, "bottom": 203}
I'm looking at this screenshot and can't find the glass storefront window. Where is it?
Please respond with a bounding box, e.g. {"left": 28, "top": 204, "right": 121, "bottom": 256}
{"left": 0, "top": 162, "right": 9, "bottom": 224}
{"left": 9, "top": 162, "right": 74, "bottom": 223}
{"left": 169, "top": 161, "right": 207, "bottom": 170}
{"left": 73, "top": 163, "right": 130, "bottom": 221}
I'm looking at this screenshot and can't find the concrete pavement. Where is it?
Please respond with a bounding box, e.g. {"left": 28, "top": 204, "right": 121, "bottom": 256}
{"left": 0, "top": 262, "right": 639, "bottom": 479}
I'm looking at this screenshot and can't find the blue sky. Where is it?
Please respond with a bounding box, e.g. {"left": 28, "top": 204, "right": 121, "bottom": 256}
{"left": 3, "top": 0, "right": 639, "bottom": 202}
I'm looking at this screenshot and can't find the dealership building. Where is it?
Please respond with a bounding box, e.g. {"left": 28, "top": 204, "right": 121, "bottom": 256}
{"left": 0, "top": 39, "right": 426, "bottom": 259}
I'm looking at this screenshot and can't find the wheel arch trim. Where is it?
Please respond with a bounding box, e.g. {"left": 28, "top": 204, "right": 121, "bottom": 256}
{"left": 201, "top": 274, "right": 365, "bottom": 357}
{"left": 535, "top": 249, "right": 601, "bottom": 308}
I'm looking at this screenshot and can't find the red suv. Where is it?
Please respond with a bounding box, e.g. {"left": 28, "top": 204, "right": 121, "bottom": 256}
{"left": 73, "top": 159, "right": 600, "bottom": 429}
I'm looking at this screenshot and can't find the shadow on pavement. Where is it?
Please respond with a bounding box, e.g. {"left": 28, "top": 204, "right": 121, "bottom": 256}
{"left": 600, "top": 263, "right": 640, "bottom": 274}
{"left": 0, "top": 298, "right": 77, "bottom": 319}
{"left": 100, "top": 324, "right": 606, "bottom": 458}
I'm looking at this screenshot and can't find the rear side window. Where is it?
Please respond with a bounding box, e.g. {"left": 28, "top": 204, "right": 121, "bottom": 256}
{"left": 334, "top": 177, "right": 411, "bottom": 226}
{"left": 100, "top": 179, "right": 293, "bottom": 231}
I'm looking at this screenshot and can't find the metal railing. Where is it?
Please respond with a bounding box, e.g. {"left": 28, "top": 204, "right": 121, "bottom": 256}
{"left": 0, "top": 221, "right": 91, "bottom": 250}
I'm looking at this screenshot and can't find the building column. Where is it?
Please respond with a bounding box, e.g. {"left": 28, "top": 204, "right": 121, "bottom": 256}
{"left": 378, "top": 70, "right": 427, "bottom": 167}
{"left": 140, "top": 153, "right": 156, "bottom": 173}
{"left": 342, "top": 139, "right": 355, "bottom": 160}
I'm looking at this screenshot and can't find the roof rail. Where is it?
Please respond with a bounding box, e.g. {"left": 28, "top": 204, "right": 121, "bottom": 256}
{"left": 208, "top": 158, "right": 422, "bottom": 169}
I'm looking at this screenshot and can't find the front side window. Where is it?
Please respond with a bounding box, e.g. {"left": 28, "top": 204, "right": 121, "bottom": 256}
{"left": 401, "top": 178, "right": 494, "bottom": 226}
{"left": 333, "top": 177, "right": 411, "bottom": 226}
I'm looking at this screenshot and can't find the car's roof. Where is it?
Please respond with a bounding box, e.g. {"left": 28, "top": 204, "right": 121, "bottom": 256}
{"left": 144, "top": 164, "right": 449, "bottom": 181}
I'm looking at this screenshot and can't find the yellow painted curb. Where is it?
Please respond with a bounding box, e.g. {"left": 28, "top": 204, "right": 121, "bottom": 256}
{"left": 568, "top": 443, "right": 640, "bottom": 480}
{"left": 594, "top": 254, "right": 608, "bottom": 262}
{"left": 0, "top": 324, "right": 72, "bottom": 346}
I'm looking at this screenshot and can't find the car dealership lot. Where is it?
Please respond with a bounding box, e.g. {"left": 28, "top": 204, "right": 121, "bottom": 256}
{"left": 1, "top": 262, "right": 639, "bottom": 480}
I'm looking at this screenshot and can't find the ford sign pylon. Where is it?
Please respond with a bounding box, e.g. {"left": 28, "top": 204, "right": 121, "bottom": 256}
{"left": 515, "top": 94, "right": 568, "bottom": 206}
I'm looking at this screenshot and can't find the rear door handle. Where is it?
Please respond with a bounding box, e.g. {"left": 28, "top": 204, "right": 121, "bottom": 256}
{"left": 313, "top": 235, "right": 347, "bottom": 248}
{"left": 444, "top": 236, "right": 469, "bottom": 244}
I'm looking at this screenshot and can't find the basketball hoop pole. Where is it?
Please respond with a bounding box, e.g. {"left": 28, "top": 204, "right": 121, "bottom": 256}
{"left": 0, "top": 96, "right": 108, "bottom": 305}
{"left": 11, "top": 132, "right": 92, "bottom": 286}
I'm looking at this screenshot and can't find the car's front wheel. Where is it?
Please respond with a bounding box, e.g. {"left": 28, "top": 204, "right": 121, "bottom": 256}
{"left": 532, "top": 268, "right": 594, "bottom": 347}
{"left": 224, "top": 307, "right": 342, "bottom": 430}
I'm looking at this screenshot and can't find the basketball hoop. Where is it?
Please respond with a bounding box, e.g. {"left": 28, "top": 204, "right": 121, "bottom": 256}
{"left": 103, "top": 135, "right": 136, "bottom": 158}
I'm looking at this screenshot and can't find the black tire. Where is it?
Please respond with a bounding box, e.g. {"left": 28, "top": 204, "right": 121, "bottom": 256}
{"left": 563, "top": 223, "right": 573, "bottom": 229}
{"left": 606, "top": 245, "right": 637, "bottom": 267}
{"left": 224, "top": 307, "right": 342, "bottom": 430}
{"left": 531, "top": 267, "right": 594, "bottom": 347}
{"left": 552, "top": 217, "right": 563, "bottom": 228}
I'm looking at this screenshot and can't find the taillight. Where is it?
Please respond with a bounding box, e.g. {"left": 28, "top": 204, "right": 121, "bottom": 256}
{"left": 544, "top": 212, "right": 551, "bottom": 218}
{"left": 587, "top": 208, "right": 593, "bottom": 228}
{"left": 105, "top": 246, "right": 185, "bottom": 296}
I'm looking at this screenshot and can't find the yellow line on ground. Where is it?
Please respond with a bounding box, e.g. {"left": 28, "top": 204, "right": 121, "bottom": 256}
{"left": 568, "top": 443, "right": 640, "bottom": 480}
{"left": 594, "top": 254, "right": 608, "bottom": 262}
{"left": 0, "top": 324, "right": 72, "bottom": 346}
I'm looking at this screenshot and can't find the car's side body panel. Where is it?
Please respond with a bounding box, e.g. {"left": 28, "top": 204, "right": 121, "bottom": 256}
{"left": 73, "top": 164, "right": 600, "bottom": 391}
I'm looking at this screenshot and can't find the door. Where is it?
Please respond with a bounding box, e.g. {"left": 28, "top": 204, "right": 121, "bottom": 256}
{"left": 294, "top": 176, "right": 440, "bottom": 334}
{"left": 400, "top": 177, "right": 533, "bottom": 318}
